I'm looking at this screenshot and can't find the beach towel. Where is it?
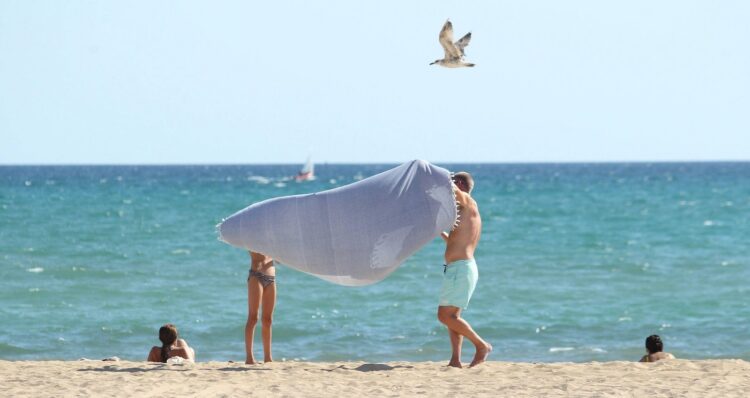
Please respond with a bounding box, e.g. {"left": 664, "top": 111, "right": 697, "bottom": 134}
{"left": 218, "top": 159, "right": 457, "bottom": 286}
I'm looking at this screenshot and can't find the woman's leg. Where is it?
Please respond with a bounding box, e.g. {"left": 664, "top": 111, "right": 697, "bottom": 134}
{"left": 245, "top": 276, "right": 263, "bottom": 364}
{"left": 260, "top": 281, "right": 277, "bottom": 362}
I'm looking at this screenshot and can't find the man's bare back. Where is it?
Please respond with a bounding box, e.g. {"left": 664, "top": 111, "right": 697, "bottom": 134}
{"left": 443, "top": 185, "right": 481, "bottom": 263}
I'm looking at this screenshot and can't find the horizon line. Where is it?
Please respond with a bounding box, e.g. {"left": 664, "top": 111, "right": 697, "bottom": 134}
{"left": 1, "top": 159, "right": 749, "bottom": 167}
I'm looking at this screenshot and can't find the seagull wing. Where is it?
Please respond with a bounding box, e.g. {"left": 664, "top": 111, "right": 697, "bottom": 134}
{"left": 439, "top": 20, "right": 460, "bottom": 59}
{"left": 454, "top": 32, "right": 472, "bottom": 57}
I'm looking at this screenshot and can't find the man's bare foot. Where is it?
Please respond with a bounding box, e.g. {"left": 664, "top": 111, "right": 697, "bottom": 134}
{"left": 469, "top": 343, "right": 492, "bottom": 368}
{"left": 264, "top": 358, "right": 273, "bottom": 363}
{"left": 245, "top": 359, "right": 256, "bottom": 365}
{"left": 447, "top": 360, "right": 462, "bottom": 368}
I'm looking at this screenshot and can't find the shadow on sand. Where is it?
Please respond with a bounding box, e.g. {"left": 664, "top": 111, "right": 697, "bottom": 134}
{"left": 78, "top": 364, "right": 274, "bottom": 373}
{"left": 77, "top": 366, "right": 170, "bottom": 373}
{"left": 322, "top": 363, "right": 414, "bottom": 372}
{"left": 77, "top": 363, "right": 413, "bottom": 373}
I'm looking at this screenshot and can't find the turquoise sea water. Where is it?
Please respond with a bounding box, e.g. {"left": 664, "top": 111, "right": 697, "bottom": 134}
{"left": 1, "top": 163, "right": 749, "bottom": 363}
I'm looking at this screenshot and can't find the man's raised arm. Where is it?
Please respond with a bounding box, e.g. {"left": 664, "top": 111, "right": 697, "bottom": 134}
{"left": 453, "top": 182, "right": 471, "bottom": 206}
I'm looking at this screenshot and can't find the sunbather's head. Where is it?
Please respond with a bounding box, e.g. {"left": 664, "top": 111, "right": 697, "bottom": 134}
{"left": 645, "top": 334, "right": 664, "bottom": 354}
{"left": 159, "top": 324, "right": 178, "bottom": 362}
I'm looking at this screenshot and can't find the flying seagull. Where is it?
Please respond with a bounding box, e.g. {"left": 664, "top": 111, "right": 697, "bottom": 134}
{"left": 430, "top": 19, "right": 474, "bottom": 68}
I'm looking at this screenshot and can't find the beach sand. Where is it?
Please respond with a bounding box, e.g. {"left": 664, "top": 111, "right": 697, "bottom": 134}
{"left": 2, "top": 359, "right": 748, "bottom": 397}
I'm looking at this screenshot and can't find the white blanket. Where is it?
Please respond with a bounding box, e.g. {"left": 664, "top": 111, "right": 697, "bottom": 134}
{"left": 218, "top": 160, "right": 457, "bottom": 286}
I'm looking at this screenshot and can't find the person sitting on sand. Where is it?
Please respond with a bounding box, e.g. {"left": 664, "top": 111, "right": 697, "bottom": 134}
{"left": 639, "top": 334, "right": 675, "bottom": 362}
{"left": 147, "top": 324, "right": 195, "bottom": 362}
{"left": 245, "top": 251, "right": 276, "bottom": 364}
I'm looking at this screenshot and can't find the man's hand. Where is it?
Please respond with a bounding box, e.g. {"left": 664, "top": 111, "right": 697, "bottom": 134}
{"left": 452, "top": 181, "right": 471, "bottom": 207}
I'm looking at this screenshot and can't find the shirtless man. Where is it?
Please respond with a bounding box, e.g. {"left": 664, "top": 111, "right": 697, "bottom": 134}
{"left": 438, "top": 172, "right": 492, "bottom": 368}
{"left": 245, "top": 251, "right": 276, "bottom": 364}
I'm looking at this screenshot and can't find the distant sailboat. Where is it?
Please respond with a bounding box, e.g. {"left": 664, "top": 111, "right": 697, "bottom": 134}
{"left": 295, "top": 157, "right": 315, "bottom": 181}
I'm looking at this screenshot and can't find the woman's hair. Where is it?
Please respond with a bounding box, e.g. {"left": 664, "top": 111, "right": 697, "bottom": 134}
{"left": 159, "top": 324, "right": 178, "bottom": 363}
{"left": 645, "top": 334, "right": 663, "bottom": 354}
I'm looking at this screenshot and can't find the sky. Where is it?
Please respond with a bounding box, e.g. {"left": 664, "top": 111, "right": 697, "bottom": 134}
{"left": 1, "top": 1, "right": 748, "bottom": 164}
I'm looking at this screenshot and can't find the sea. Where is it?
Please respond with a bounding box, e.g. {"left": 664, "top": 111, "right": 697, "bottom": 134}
{"left": 1, "top": 163, "right": 749, "bottom": 363}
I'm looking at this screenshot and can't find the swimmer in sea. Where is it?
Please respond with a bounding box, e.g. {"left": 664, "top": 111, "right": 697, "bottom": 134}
{"left": 245, "top": 251, "right": 276, "bottom": 364}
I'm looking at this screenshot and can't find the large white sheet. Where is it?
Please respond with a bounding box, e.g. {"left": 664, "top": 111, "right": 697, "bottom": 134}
{"left": 218, "top": 159, "right": 457, "bottom": 286}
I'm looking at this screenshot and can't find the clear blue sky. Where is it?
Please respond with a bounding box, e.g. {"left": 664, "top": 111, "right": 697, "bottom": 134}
{"left": 1, "top": 1, "right": 748, "bottom": 164}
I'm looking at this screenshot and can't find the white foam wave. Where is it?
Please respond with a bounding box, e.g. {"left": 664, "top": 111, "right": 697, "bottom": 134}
{"left": 247, "top": 176, "right": 270, "bottom": 184}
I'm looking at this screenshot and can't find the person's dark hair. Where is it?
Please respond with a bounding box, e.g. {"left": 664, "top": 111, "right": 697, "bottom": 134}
{"left": 453, "top": 172, "right": 474, "bottom": 194}
{"left": 159, "top": 324, "right": 178, "bottom": 363}
{"left": 645, "top": 334, "right": 663, "bottom": 354}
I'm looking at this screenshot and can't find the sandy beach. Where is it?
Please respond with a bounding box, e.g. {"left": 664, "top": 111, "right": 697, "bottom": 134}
{"left": 2, "top": 359, "right": 748, "bottom": 397}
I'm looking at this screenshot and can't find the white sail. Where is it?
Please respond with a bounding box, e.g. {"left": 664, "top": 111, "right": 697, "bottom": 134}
{"left": 296, "top": 156, "right": 315, "bottom": 181}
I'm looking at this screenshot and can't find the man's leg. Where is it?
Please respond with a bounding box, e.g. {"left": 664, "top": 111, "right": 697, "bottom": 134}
{"left": 260, "top": 282, "right": 276, "bottom": 363}
{"left": 438, "top": 306, "right": 467, "bottom": 367}
{"left": 437, "top": 306, "right": 492, "bottom": 367}
{"left": 448, "top": 320, "right": 463, "bottom": 368}
{"left": 245, "top": 277, "right": 262, "bottom": 364}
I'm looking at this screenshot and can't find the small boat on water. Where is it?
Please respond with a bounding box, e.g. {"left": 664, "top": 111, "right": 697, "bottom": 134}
{"left": 295, "top": 157, "right": 315, "bottom": 181}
